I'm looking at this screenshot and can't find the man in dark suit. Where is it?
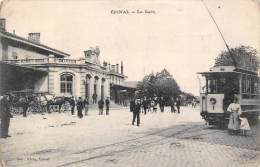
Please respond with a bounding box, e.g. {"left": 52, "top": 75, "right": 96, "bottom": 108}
{"left": 132, "top": 99, "right": 141, "bottom": 126}
{"left": 159, "top": 97, "right": 165, "bottom": 112}
{"left": 70, "top": 96, "right": 75, "bottom": 115}
{"left": 83, "top": 97, "right": 89, "bottom": 116}
{"left": 98, "top": 98, "right": 104, "bottom": 115}
{"left": 0, "top": 94, "right": 13, "bottom": 138}
{"left": 130, "top": 98, "right": 135, "bottom": 112}
{"left": 142, "top": 97, "right": 148, "bottom": 115}
{"left": 105, "top": 97, "right": 110, "bottom": 115}
{"left": 77, "top": 97, "right": 84, "bottom": 118}
{"left": 176, "top": 97, "right": 181, "bottom": 114}
{"left": 170, "top": 97, "right": 176, "bottom": 113}
{"left": 92, "top": 93, "right": 97, "bottom": 104}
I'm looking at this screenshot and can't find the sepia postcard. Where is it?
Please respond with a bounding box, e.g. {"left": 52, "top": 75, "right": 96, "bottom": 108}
{"left": 0, "top": 0, "right": 259, "bottom": 166}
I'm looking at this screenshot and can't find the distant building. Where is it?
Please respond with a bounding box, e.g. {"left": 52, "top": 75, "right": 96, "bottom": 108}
{"left": 0, "top": 18, "right": 135, "bottom": 103}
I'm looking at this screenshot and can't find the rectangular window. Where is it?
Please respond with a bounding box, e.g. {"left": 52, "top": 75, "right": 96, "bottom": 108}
{"left": 246, "top": 76, "right": 251, "bottom": 93}
{"left": 242, "top": 75, "right": 246, "bottom": 93}
{"left": 67, "top": 83, "right": 72, "bottom": 94}
{"left": 61, "top": 83, "right": 66, "bottom": 93}
{"left": 60, "top": 74, "right": 73, "bottom": 95}
{"left": 254, "top": 78, "right": 258, "bottom": 93}
{"left": 207, "top": 78, "right": 217, "bottom": 93}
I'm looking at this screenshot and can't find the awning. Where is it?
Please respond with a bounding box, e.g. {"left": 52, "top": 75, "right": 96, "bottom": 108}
{"left": 110, "top": 83, "right": 136, "bottom": 91}
{"left": 0, "top": 61, "right": 48, "bottom": 94}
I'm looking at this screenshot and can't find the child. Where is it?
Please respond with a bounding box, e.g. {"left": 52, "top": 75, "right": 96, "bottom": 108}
{"left": 239, "top": 117, "right": 250, "bottom": 136}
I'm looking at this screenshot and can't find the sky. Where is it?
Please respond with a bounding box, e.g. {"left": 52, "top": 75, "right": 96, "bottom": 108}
{"left": 0, "top": 0, "right": 259, "bottom": 95}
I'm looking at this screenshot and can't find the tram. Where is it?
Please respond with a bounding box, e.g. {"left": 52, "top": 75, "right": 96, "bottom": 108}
{"left": 198, "top": 65, "right": 260, "bottom": 127}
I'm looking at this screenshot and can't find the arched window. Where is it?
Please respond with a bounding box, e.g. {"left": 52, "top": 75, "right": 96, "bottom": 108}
{"left": 60, "top": 74, "right": 73, "bottom": 95}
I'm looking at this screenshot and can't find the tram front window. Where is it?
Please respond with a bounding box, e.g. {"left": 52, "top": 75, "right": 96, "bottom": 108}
{"left": 206, "top": 75, "right": 239, "bottom": 94}
{"left": 207, "top": 78, "right": 217, "bottom": 93}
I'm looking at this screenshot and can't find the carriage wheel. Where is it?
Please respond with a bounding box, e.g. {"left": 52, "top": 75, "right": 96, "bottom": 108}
{"left": 10, "top": 106, "right": 20, "bottom": 115}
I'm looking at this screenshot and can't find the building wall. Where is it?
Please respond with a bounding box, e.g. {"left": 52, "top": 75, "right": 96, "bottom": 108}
{"left": 7, "top": 45, "right": 47, "bottom": 60}
{"left": 1, "top": 41, "right": 122, "bottom": 100}
{"left": 110, "top": 75, "right": 125, "bottom": 85}
{"left": 0, "top": 40, "right": 8, "bottom": 60}
{"left": 34, "top": 75, "right": 48, "bottom": 92}
{"left": 39, "top": 66, "right": 110, "bottom": 100}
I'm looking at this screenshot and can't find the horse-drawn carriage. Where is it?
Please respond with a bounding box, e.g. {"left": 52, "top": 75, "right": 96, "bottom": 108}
{"left": 7, "top": 90, "right": 72, "bottom": 115}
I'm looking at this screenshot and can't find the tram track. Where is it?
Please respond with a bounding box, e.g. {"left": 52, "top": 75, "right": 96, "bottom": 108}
{"left": 72, "top": 124, "right": 199, "bottom": 155}
{"left": 57, "top": 124, "right": 211, "bottom": 167}
{"left": 7, "top": 123, "right": 218, "bottom": 167}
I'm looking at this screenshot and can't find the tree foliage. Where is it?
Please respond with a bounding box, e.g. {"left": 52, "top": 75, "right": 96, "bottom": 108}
{"left": 214, "top": 45, "right": 259, "bottom": 72}
{"left": 136, "top": 69, "right": 181, "bottom": 98}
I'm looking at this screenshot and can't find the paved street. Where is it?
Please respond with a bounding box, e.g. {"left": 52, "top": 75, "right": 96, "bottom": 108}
{"left": 0, "top": 106, "right": 259, "bottom": 167}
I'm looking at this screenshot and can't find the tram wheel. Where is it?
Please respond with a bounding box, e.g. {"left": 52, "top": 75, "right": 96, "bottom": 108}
{"left": 250, "top": 116, "right": 259, "bottom": 125}
{"left": 216, "top": 121, "right": 225, "bottom": 129}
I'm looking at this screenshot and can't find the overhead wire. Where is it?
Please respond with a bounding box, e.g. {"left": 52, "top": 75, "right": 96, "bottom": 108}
{"left": 201, "top": 0, "right": 237, "bottom": 67}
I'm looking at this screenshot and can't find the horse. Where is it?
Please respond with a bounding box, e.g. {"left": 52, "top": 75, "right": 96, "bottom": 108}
{"left": 49, "top": 96, "right": 72, "bottom": 113}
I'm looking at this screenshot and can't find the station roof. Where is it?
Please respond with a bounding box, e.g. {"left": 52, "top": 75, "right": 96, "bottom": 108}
{"left": 0, "top": 30, "right": 70, "bottom": 58}
{"left": 124, "top": 81, "right": 139, "bottom": 88}
{"left": 111, "top": 82, "right": 137, "bottom": 90}
{"left": 198, "top": 66, "right": 258, "bottom": 76}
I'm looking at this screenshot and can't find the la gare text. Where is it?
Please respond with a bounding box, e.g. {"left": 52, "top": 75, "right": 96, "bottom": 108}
{"left": 111, "top": 10, "right": 156, "bottom": 15}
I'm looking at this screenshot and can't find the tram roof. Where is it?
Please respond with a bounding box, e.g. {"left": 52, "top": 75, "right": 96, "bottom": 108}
{"left": 198, "top": 66, "right": 258, "bottom": 76}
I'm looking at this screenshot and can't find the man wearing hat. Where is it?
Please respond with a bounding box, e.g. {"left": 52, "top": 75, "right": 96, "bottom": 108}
{"left": 132, "top": 99, "right": 141, "bottom": 126}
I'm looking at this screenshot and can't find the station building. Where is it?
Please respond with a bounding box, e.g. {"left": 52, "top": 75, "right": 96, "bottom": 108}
{"left": 0, "top": 18, "right": 135, "bottom": 102}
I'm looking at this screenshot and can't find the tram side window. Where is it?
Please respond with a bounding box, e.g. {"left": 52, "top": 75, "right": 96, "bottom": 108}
{"left": 242, "top": 75, "right": 246, "bottom": 93}
{"left": 207, "top": 79, "right": 217, "bottom": 93}
{"left": 254, "top": 78, "right": 259, "bottom": 93}
{"left": 246, "top": 78, "right": 251, "bottom": 93}
{"left": 251, "top": 77, "right": 255, "bottom": 94}
{"left": 242, "top": 75, "right": 259, "bottom": 98}
{"left": 217, "top": 78, "right": 226, "bottom": 93}
{"left": 242, "top": 75, "right": 250, "bottom": 94}
{"left": 252, "top": 77, "right": 259, "bottom": 94}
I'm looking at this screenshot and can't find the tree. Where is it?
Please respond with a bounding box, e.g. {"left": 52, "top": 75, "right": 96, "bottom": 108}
{"left": 214, "top": 45, "right": 259, "bottom": 72}
{"left": 136, "top": 69, "right": 181, "bottom": 99}
{"left": 136, "top": 73, "right": 157, "bottom": 98}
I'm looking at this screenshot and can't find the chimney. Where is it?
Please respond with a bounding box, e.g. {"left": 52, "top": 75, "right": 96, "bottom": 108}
{"left": 116, "top": 64, "right": 119, "bottom": 73}
{"left": 28, "top": 33, "right": 40, "bottom": 43}
{"left": 111, "top": 65, "right": 115, "bottom": 72}
{"left": 103, "top": 61, "right": 108, "bottom": 67}
{"left": 95, "top": 46, "right": 100, "bottom": 56}
{"left": 121, "top": 61, "right": 124, "bottom": 74}
{"left": 0, "top": 18, "right": 6, "bottom": 31}
{"left": 108, "top": 63, "right": 111, "bottom": 71}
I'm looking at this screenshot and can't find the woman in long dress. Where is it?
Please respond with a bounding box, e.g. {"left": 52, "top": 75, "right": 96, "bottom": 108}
{"left": 227, "top": 97, "right": 241, "bottom": 135}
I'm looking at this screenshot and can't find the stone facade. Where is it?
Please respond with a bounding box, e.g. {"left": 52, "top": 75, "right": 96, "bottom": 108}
{"left": 0, "top": 20, "right": 129, "bottom": 101}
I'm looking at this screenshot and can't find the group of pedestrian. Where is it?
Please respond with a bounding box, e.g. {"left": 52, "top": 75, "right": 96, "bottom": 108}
{"left": 69, "top": 96, "right": 110, "bottom": 118}
{"left": 227, "top": 97, "right": 251, "bottom": 135}
{"left": 98, "top": 97, "right": 110, "bottom": 115}
{"left": 129, "top": 96, "right": 182, "bottom": 126}
{"left": 138, "top": 96, "right": 181, "bottom": 114}
{"left": 69, "top": 96, "right": 89, "bottom": 118}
